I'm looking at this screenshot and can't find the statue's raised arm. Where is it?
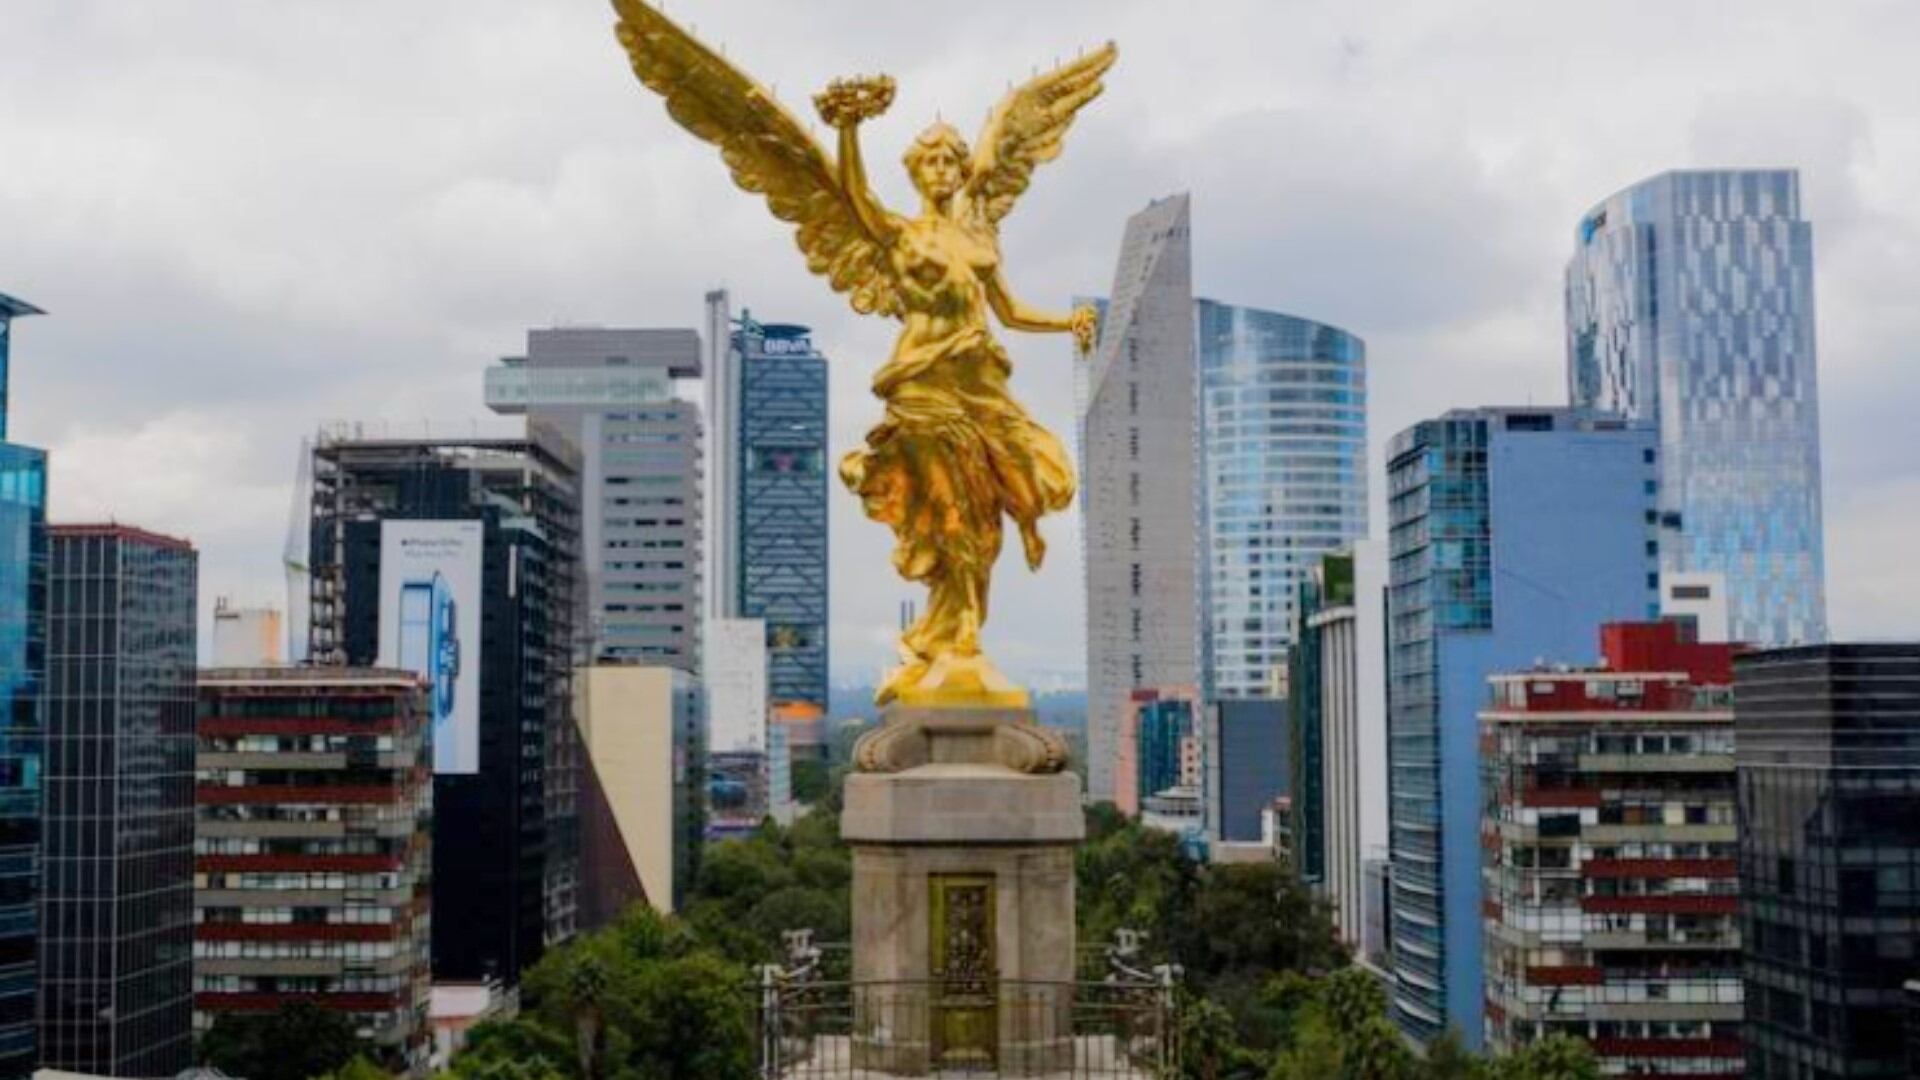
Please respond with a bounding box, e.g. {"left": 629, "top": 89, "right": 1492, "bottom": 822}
{"left": 612, "top": 0, "right": 903, "bottom": 318}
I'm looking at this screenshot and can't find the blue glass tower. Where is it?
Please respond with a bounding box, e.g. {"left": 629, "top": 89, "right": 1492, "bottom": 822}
{"left": 0, "top": 292, "right": 46, "bottom": 1074}
{"left": 1567, "top": 169, "right": 1826, "bottom": 646}
{"left": 1195, "top": 301, "right": 1368, "bottom": 700}
{"left": 1134, "top": 696, "right": 1192, "bottom": 804}
{"left": 1385, "top": 407, "right": 1659, "bottom": 1048}
{"left": 732, "top": 316, "right": 828, "bottom": 711}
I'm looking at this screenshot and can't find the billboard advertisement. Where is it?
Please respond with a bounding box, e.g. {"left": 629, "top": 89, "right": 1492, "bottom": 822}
{"left": 378, "top": 520, "right": 482, "bottom": 774}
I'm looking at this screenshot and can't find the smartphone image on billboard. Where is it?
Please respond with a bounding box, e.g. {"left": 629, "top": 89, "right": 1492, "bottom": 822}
{"left": 380, "top": 521, "right": 480, "bottom": 775}
{"left": 396, "top": 572, "right": 460, "bottom": 750}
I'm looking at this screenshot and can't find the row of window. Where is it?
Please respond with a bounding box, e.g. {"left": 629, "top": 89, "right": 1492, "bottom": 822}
{"left": 198, "top": 905, "right": 399, "bottom": 925}
{"left": 196, "top": 940, "right": 401, "bottom": 960}
{"left": 197, "top": 872, "right": 407, "bottom": 891}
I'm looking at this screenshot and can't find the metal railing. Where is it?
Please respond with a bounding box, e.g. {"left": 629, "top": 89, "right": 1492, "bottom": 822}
{"left": 760, "top": 932, "right": 1178, "bottom": 1078}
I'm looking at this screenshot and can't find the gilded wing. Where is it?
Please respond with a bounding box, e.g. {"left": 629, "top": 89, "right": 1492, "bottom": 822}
{"left": 611, "top": 0, "right": 901, "bottom": 317}
{"left": 967, "top": 44, "right": 1118, "bottom": 227}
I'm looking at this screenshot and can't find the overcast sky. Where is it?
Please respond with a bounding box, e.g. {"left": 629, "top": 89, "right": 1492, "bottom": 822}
{"left": 5, "top": 1, "right": 1917, "bottom": 686}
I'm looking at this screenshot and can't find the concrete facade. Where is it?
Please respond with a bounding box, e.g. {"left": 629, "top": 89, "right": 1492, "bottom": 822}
{"left": 574, "top": 666, "right": 703, "bottom": 918}
{"left": 486, "top": 328, "right": 703, "bottom": 670}
{"left": 705, "top": 616, "right": 768, "bottom": 753}
{"left": 1079, "top": 195, "right": 1199, "bottom": 803}
{"left": 1306, "top": 540, "right": 1388, "bottom": 950}
{"left": 842, "top": 708, "right": 1084, "bottom": 1074}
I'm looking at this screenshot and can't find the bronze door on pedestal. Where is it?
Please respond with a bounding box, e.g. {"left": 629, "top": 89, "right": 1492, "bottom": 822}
{"left": 929, "top": 873, "right": 996, "bottom": 1069}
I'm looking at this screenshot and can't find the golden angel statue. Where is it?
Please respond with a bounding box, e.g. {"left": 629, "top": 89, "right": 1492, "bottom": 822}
{"left": 612, "top": 0, "right": 1115, "bottom": 709}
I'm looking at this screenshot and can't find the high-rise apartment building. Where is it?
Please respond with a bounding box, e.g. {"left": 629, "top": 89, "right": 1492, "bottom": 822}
{"left": 1196, "top": 300, "right": 1368, "bottom": 700}
{"left": 486, "top": 328, "right": 702, "bottom": 669}
{"left": 0, "top": 292, "right": 47, "bottom": 1075}
{"left": 41, "top": 525, "right": 198, "bottom": 1076}
{"left": 194, "top": 668, "right": 434, "bottom": 1072}
{"left": 1481, "top": 621, "right": 1743, "bottom": 1076}
{"left": 1081, "top": 196, "right": 1370, "bottom": 804}
{"left": 703, "top": 293, "right": 829, "bottom": 712}
{"left": 1567, "top": 169, "right": 1826, "bottom": 646}
{"left": 308, "top": 427, "right": 580, "bottom": 975}
{"left": 1080, "top": 196, "right": 1199, "bottom": 803}
{"left": 1736, "top": 643, "right": 1920, "bottom": 1078}
{"left": 1293, "top": 541, "right": 1388, "bottom": 950}
{"left": 1385, "top": 407, "right": 1660, "bottom": 1047}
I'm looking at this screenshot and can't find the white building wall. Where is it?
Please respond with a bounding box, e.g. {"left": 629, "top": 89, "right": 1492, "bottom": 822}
{"left": 210, "top": 601, "right": 284, "bottom": 667}
{"left": 704, "top": 616, "right": 768, "bottom": 753}
{"left": 1079, "top": 195, "right": 1200, "bottom": 802}
{"left": 1314, "top": 539, "right": 1388, "bottom": 947}
{"left": 1660, "top": 570, "right": 1731, "bottom": 643}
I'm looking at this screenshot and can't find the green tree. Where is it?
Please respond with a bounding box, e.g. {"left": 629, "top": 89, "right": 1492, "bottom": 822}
{"left": 455, "top": 906, "right": 756, "bottom": 1080}
{"left": 198, "top": 1002, "right": 366, "bottom": 1080}
{"left": 442, "top": 1019, "right": 574, "bottom": 1080}
{"left": 1488, "top": 1035, "right": 1599, "bottom": 1080}
{"left": 1177, "top": 995, "right": 1265, "bottom": 1080}
{"left": 790, "top": 758, "right": 831, "bottom": 804}
{"left": 313, "top": 1056, "right": 393, "bottom": 1080}
{"left": 1422, "top": 1030, "right": 1490, "bottom": 1080}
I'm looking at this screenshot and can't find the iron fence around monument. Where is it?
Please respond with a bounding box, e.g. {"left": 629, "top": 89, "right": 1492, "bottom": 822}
{"left": 757, "top": 932, "right": 1179, "bottom": 1078}
{"left": 758, "top": 976, "right": 1177, "bottom": 1078}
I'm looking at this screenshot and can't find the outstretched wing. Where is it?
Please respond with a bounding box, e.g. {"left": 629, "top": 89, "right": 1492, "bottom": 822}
{"left": 612, "top": 0, "right": 901, "bottom": 317}
{"left": 967, "top": 44, "right": 1118, "bottom": 227}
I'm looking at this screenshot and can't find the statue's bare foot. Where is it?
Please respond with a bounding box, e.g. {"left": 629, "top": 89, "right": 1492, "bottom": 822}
{"left": 1020, "top": 522, "right": 1046, "bottom": 570}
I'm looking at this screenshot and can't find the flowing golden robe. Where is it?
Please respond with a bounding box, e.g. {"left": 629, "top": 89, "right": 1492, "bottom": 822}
{"left": 840, "top": 216, "right": 1076, "bottom": 678}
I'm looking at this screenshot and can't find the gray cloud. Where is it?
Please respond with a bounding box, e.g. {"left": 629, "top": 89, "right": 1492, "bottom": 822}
{"left": 3, "top": 0, "right": 1916, "bottom": 686}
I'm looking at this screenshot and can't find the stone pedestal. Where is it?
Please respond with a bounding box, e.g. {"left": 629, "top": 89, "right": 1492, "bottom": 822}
{"left": 842, "top": 705, "right": 1084, "bottom": 1075}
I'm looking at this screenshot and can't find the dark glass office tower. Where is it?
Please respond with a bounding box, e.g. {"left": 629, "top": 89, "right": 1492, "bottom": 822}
{"left": 1736, "top": 644, "right": 1920, "bottom": 1078}
{"left": 732, "top": 315, "right": 828, "bottom": 711}
{"left": 309, "top": 427, "right": 580, "bottom": 978}
{"left": 0, "top": 293, "right": 47, "bottom": 1075}
{"left": 39, "top": 525, "right": 198, "bottom": 1075}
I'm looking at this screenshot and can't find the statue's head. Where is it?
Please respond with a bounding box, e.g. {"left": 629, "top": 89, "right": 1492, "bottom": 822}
{"left": 904, "top": 123, "right": 970, "bottom": 203}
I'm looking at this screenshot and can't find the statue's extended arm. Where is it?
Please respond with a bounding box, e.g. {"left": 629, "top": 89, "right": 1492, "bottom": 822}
{"left": 815, "top": 77, "right": 898, "bottom": 243}
{"left": 836, "top": 125, "right": 896, "bottom": 242}
{"left": 985, "top": 271, "right": 1071, "bottom": 333}
{"left": 987, "top": 271, "right": 1098, "bottom": 352}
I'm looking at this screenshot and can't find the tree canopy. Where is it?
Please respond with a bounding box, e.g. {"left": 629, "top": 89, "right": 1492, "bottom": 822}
{"left": 198, "top": 1002, "right": 366, "bottom": 1080}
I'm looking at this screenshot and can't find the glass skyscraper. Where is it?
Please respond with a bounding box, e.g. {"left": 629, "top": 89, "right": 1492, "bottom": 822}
{"left": 730, "top": 315, "right": 828, "bottom": 711}
{"left": 1736, "top": 644, "right": 1920, "bottom": 1078}
{"left": 1567, "top": 169, "right": 1826, "bottom": 646}
{"left": 41, "top": 525, "right": 197, "bottom": 1076}
{"left": 1196, "top": 301, "right": 1367, "bottom": 699}
{"left": 0, "top": 293, "right": 46, "bottom": 1075}
{"left": 1386, "top": 407, "right": 1660, "bottom": 1048}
